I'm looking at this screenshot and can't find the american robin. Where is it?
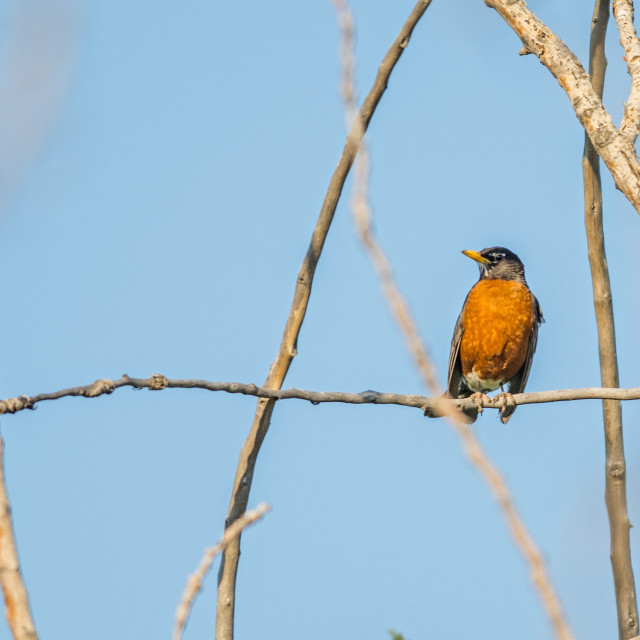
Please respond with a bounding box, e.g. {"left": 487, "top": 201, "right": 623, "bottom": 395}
{"left": 447, "top": 246, "right": 543, "bottom": 423}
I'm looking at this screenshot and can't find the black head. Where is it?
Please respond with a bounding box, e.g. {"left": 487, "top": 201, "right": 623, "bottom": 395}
{"left": 461, "top": 246, "right": 527, "bottom": 283}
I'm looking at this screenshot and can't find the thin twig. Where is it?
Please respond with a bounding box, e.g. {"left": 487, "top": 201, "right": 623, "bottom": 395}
{"left": 1, "top": 375, "right": 640, "bottom": 416}
{"left": 2, "top": 375, "right": 640, "bottom": 417}
{"left": 485, "top": 0, "right": 640, "bottom": 216}
{"left": 173, "top": 504, "right": 270, "bottom": 640}
{"left": 0, "top": 436, "right": 38, "bottom": 640}
{"left": 584, "top": 1, "right": 638, "bottom": 638}
{"left": 334, "top": 2, "right": 573, "bottom": 637}
{"left": 214, "top": 4, "right": 434, "bottom": 639}
{"left": 613, "top": 0, "right": 640, "bottom": 140}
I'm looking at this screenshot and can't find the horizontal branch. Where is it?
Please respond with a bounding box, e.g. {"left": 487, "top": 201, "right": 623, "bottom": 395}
{"left": 1, "top": 374, "right": 639, "bottom": 418}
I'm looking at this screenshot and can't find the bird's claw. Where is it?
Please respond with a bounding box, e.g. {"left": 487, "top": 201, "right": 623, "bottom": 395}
{"left": 495, "top": 391, "right": 516, "bottom": 418}
{"left": 469, "top": 392, "right": 491, "bottom": 414}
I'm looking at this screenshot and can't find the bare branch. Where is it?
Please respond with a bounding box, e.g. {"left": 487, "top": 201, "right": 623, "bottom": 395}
{"left": 173, "top": 504, "right": 270, "bottom": 640}
{"left": 613, "top": 0, "right": 640, "bottom": 140}
{"left": 2, "top": 375, "right": 640, "bottom": 417}
{"left": 583, "top": 2, "right": 639, "bottom": 637}
{"left": 485, "top": 0, "right": 640, "bottom": 215}
{"left": 0, "top": 436, "right": 38, "bottom": 640}
{"left": 214, "top": 3, "right": 434, "bottom": 639}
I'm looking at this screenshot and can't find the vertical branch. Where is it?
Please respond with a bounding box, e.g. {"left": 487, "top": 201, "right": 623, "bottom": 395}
{"left": 214, "top": 3, "right": 433, "bottom": 639}
{"left": 333, "top": 3, "right": 573, "bottom": 639}
{"left": 173, "top": 504, "right": 270, "bottom": 640}
{"left": 583, "top": 2, "right": 639, "bottom": 639}
{"left": 0, "top": 437, "right": 38, "bottom": 640}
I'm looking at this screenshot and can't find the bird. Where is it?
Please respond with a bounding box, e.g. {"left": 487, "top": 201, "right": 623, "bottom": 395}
{"left": 447, "top": 246, "right": 543, "bottom": 424}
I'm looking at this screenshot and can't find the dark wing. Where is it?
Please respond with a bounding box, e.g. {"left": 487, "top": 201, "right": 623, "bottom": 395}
{"left": 447, "top": 310, "right": 468, "bottom": 398}
{"left": 502, "top": 295, "right": 544, "bottom": 422}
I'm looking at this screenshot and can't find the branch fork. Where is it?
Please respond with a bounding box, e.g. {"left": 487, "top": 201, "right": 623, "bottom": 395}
{"left": 487, "top": 0, "right": 640, "bottom": 214}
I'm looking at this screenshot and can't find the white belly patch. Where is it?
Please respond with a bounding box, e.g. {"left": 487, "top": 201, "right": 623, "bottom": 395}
{"left": 464, "top": 370, "right": 503, "bottom": 393}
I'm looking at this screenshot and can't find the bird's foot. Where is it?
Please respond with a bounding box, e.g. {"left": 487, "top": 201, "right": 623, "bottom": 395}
{"left": 495, "top": 391, "right": 516, "bottom": 419}
{"left": 469, "top": 392, "right": 491, "bottom": 414}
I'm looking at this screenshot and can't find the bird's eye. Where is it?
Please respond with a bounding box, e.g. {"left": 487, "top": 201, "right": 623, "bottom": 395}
{"left": 491, "top": 252, "right": 505, "bottom": 261}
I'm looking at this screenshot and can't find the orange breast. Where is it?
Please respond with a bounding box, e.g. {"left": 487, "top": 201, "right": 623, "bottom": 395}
{"left": 460, "top": 279, "right": 535, "bottom": 391}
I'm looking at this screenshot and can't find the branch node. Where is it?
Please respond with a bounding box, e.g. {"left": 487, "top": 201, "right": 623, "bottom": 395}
{"left": 361, "top": 390, "right": 381, "bottom": 402}
{"left": 607, "top": 461, "right": 626, "bottom": 479}
{"left": 148, "top": 374, "right": 169, "bottom": 390}
{"left": 0, "top": 395, "right": 34, "bottom": 415}
{"left": 84, "top": 378, "right": 115, "bottom": 397}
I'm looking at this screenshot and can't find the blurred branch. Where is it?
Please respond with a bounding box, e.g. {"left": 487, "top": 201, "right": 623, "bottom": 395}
{"left": 0, "top": 436, "right": 38, "bottom": 640}
{"left": 172, "top": 503, "right": 270, "bottom": 640}
{"left": 334, "top": 4, "right": 573, "bottom": 638}
{"left": 485, "top": 0, "right": 640, "bottom": 215}
{"left": 214, "top": 3, "right": 433, "bottom": 639}
{"left": 332, "top": 0, "right": 441, "bottom": 395}
{"left": 0, "top": 0, "right": 78, "bottom": 209}
{"left": 583, "top": 1, "right": 638, "bottom": 638}
{"left": 613, "top": 0, "right": 640, "bottom": 140}
{"left": 3, "top": 375, "right": 640, "bottom": 416}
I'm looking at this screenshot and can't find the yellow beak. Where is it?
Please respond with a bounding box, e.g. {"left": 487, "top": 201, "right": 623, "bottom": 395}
{"left": 462, "top": 249, "right": 491, "bottom": 265}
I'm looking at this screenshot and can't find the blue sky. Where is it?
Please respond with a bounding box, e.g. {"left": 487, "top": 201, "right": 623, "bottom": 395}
{"left": 1, "top": 1, "right": 639, "bottom": 638}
